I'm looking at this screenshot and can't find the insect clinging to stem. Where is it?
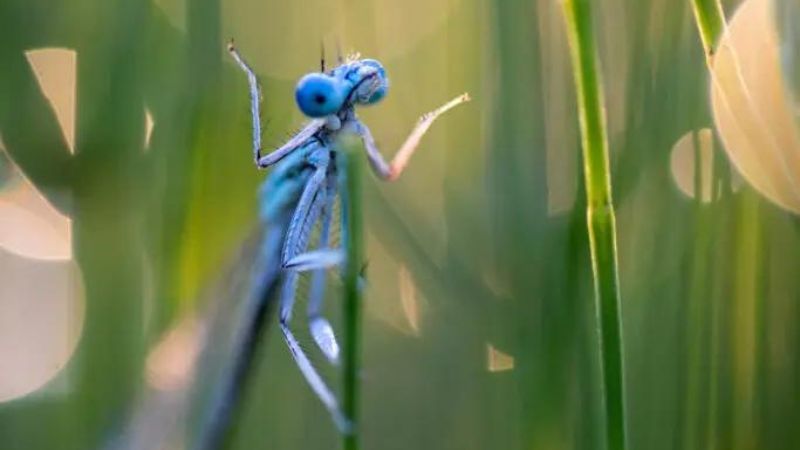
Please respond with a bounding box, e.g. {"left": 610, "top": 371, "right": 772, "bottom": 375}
{"left": 227, "top": 39, "right": 470, "bottom": 431}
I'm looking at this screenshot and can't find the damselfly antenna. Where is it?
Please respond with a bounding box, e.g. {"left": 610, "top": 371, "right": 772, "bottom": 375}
{"left": 320, "top": 41, "right": 326, "bottom": 72}
{"left": 335, "top": 38, "right": 344, "bottom": 65}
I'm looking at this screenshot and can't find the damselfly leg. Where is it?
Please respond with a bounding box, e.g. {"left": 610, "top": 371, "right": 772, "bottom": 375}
{"left": 305, "top": 177, "right": 342, "bottom": 365}
{"left": 356, "top": 92, "right": 471, "bottom": 181}
{"left": 227, "top": 41, "right": 262, "bottom": 164}
{"left": 277, "top": 161, "right": 341, "bottom": 412}
{"left": 228, "top": 41, "right": 325, "bottom": 168}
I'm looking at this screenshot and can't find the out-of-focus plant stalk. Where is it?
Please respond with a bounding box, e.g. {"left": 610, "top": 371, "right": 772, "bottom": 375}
{"left": 690, "top": 0, "right": 726, "bottom": 60}
{"left": 340, "top": 135, "right": 364, "bottom": 450}
{"left": 560, "top": 1, "right": 627, "bottom": 449}
{"left": 689, "top": 3, "right": 728, "bottom": 449}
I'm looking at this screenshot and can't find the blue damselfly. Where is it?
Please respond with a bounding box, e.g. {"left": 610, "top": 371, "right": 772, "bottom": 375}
{"left": 224, "top": 40, "right": 469, "bottom": 433}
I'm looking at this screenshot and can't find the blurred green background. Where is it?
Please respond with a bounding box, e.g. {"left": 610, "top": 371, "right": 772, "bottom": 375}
{"left": 0, "top": 0, "right": 799, "bottom": 449}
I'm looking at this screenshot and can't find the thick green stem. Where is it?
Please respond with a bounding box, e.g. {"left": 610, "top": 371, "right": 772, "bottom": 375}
{"left": 561, "top": 1, "right": 627, "bottom": 449}
{"left": 690, "top": 0, "right": 726, "bottom": 57}
{"left": 340, "top": 135, "right": 364, "bottom": 450}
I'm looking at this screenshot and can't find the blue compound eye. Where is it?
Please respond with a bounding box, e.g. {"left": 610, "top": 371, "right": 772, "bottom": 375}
{"left": 295, "top": 73, "right": 346, "bottom": 117}
{"left": 360, "top": 59, "right": 388, "bottom": 104}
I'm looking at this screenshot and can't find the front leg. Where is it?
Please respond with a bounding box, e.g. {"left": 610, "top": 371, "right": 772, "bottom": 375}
{"left": 357, "top": 93, "right": 470, "bottom": 181}
{"left": 227, "top": 41, "right": 264, "bottom": 166}
{"left": 228, "top": 40, "right": 326, "bottom": 168}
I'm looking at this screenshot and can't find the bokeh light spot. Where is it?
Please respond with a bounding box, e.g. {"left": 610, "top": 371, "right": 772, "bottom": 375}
{"left": 144, "top": 108, "right": 155, "bottom": 151}
{"left": 0, "top": 139, "right": 72, "bottom": 261}
{"left": 25, "top": 48, "right": 76, "bottom": 154}
{"left": 670, "top": 128, "right": 743, "bottom": 202}
{"left": 0, "top": 253, "right": 85, "bottom": 402}
{"left": 486, "top": 343, "right": 515, "bottom": 373}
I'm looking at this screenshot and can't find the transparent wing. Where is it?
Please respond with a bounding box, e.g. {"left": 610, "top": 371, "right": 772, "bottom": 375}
{"left": 108, "top": 188, "right": 346, "bottom": 449}
{"left": 108, "top": 171, "right": 346, "bottom": 450}
{"left": 107, "top": 221, "right": 286, "bottom": 450}
{"left": 191, "top": 223, "right": 286, "bottom": 450}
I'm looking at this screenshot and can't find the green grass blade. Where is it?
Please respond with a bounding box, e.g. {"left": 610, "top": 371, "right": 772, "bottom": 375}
{"left": 560, "top": 1, "right": 628, "bottom": 449}
{"left": 690, "top": 0, "right": 726, "bottom": 58}
{"left": 340, "top": 135, "right": 365, "bottom": 450}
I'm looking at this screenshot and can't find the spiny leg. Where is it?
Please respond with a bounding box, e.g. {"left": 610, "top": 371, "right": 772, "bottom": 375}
{"left": 279, "top": 323, "right": 349, "bottom": 431}
{"left": 306, "top": 181, "right": 336, "bottom": 314}
{"left": 278, "top": 205, "right": 346, "bottom": 429}
{"left": 281, "top": 178, "right": 343, "bottom": 364}
{"left": 258, "top": 120, "right": 326, "bottom": 168}
{"left": 228, "top": 41, "right": 326, "bottom": 168}
{"left": 278, "top": 167, "right": 349, "bottom": 431}
{"left": 279, "top": 226, "right": 349, "bottom": 430}
{"left": 278, "top": 191, "right": 325, "bottom": 375}
{"left": 283, "top": 249, "right": 344, "bottom": 272}
{"left": 306, "top": 183, "right": 341, "bottom": 365}
{"left": 227, "top": 41, "right": 263, "bottom": 166}
{"left": 357, "top": 92, "right": 471, "bottom": 181}
{"left": 282, "top": 173, "right": 343, "bottom": 271}
{"left": 280, "top": 166, "right": 327, "bottom": 322}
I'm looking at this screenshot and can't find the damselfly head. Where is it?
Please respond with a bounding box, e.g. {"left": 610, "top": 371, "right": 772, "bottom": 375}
{"left": 295, "top": 58, "right": 389, "bottom": 118}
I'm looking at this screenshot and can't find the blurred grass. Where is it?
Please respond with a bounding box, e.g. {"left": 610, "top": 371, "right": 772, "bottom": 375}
{"left": 0, "top": 0, "right": 798, "bottom": 450}
{"left": 690, "top": 0, "right": 726, "bottom": 58}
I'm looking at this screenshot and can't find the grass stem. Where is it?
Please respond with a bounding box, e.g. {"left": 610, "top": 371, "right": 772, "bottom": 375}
{"left": 689, "top": 0, "right": 726, "bottom": 59}
{"left": 340, "top": 135, "right": 365, "bottom": 450}
{"left": 688, "top": 3, "right": 729, "bottom": 448}
{"left": 560, "top": 1, "right": 627, "bottom": 449}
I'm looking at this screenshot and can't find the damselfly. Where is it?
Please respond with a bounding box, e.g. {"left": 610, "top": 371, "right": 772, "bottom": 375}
{"left": 224, "top": 41, "right": 469, "bottom": 432}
